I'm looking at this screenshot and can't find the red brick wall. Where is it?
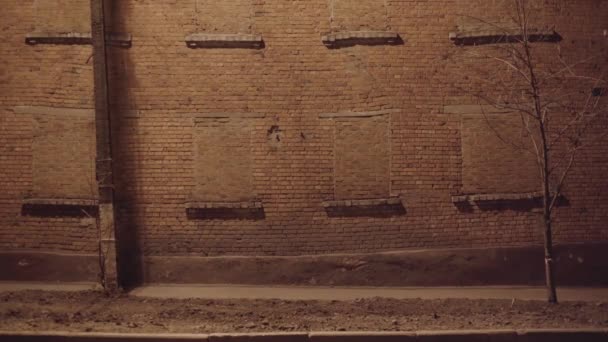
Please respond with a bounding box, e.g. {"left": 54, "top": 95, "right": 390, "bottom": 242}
{"left": 460, "top": 111, "right": 539, "bottom": 194}
{"left": 333, "top": 115, "right": 391, "bottom": 200}
{"left": 0, "top": 1, "right": 98, "bottom": 253}
{"left": 0, "top": 0, "right": 607, "bottom": 258}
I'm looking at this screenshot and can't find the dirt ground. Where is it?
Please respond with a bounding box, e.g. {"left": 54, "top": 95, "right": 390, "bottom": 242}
{"left": 0, "top": 290, "right": 606, "bottom": 333}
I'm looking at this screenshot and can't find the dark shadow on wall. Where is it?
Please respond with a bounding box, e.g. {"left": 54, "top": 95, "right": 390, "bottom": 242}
{"left": 325, "top": 203, "right": 406, "bottom": 218}
{"left": 21, "top": 203, "right": 99, "bottom": 218}
{"left": 104, "top": 0, "right": 143, "bottom": 290}
{"left": 324, "top": 36, "right": 404, "bottom": 49}
{"left": 186, "top": 208, "right": 266, "bottom": 221}
{"left": 453, "top": 195, "right": 570, "bottom": 213}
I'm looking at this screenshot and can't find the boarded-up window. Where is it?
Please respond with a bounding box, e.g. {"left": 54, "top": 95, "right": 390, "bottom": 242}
{"left": 194, "top": 0, "right": 253, "bottom": 33}
{"left": 34, "top": 0, "right": 91, "bottom": 33}
{"left": 334, "top": 115, "right": 390, "bottom": 200}
{"left": 331, "top": 0, "right": 388, "bottom": 31}
{"left": 21, "top": 107, "right": 97, "bottom": 199}
{"left": 193, "top": 118, "right": 255, "bottom": 202}
{"left": 461, "top": 113, "right": 539, "bottom": 194}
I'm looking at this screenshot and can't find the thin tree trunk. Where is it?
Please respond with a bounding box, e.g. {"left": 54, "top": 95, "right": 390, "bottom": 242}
{"left": 543, "top": 213, "right": 558, "bottom": 303}
{"left": 540, "top": 129, "right": 558, "bottom": 303}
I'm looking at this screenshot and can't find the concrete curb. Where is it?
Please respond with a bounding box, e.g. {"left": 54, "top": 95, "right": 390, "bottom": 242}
{"left": 1, "top": 329, "right": 607, "bottom": 342}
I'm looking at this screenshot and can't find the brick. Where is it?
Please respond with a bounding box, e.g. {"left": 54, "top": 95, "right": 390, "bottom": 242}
{"left": 0, "top": 0, "right": 606, "bottom": 262}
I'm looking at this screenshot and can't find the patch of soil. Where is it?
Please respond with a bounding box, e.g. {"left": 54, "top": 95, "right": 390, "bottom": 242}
{"left": 0, "top": 290, "right": 606, "bottom": 333}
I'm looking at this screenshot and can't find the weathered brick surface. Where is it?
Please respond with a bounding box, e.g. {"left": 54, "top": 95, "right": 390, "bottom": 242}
{"left": 194, "top": 118, "right": 255, "bottom": 202}
{"left": 30, "top": 108, "right": 96, "bottom": 199}
{"left": 331, "top": 0, "right": 388, "bottom": 32}
{"left": 34, "top": 0, "right": 91, "bottom": 33}
{"left": 0, "top": 0, "right": 607, "bottom": 260}
{"left": 0, "top": 1, "right": 97, "bottom": 253}
{"left": 461, "top": 113, "right": 538, "bottom": 194}
{"left": 334, "top": 116, "right": 390, "bottom": 200}
{"left": 454, "top": 0, "right": 560, "bottom": 34}
{"left": 193, "top": 0, "right": 254, "bottom": 34}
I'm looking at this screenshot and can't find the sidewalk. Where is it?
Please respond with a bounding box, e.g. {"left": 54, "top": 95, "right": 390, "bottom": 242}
{"left": 129, "top": 284, "right": 608, "bottom": 302}
{"left": 1, "top": 282, "right": 607, "bottom": 302}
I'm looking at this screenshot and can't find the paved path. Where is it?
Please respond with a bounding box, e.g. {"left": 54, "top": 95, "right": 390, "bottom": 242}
{"left": 130, "top": 285, "right": 608, "bottom": 302}
{"left": 1, "top": 282, "right": 606, "bottom": 302}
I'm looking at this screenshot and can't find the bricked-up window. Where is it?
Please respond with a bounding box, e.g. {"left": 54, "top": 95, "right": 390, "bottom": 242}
{"left": 186, "top": 0, "right": 262, "bottom": 49}
{"left": 17, "top": 107, "right": 97, "bottom": 200}
{"left": 192, "top": 118, "right": 256, "bottom": 202}
{"left": 194, "top": 0, "right": 254, "bottom": 34}
{"left": 334, "top": 115, "right": 390, "bottom": 200}
{"left": 460, "top": 113, "right": 539, "bottom": 194}
{"left": 330, "top": 0, "right": 389, "bottom": 32}
{"left": 450, "top": 0, "right": 561, "bottom": 46}
{"left": 34, "top": 0, "right": 91, "bottom": 33}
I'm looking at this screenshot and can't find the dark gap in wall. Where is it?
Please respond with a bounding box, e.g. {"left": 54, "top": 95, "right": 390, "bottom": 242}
{"left": 21, "top": 204, "right": 99, "bottom": 218}
{"left": 325, "top": 203, "right": 406, "bottom": 218}
{"left": 186, "top": 207, "right": 266, "bottom": 220}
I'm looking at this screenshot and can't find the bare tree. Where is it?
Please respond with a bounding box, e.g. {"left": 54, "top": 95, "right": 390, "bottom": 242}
{"left": 450, "top": 0, "right": 607, "bottom": 303}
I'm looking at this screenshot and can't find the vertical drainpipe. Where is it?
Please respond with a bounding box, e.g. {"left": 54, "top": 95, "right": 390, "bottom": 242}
{"left": 90, "top": 0, "right": 119, "bottom": 290}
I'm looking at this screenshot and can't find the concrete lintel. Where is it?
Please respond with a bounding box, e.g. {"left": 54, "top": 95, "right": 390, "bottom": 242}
{"left": 25, "top": 32, "right": 132, "bottom": 47}
{"left": 14, "top": 106, "right": 95, "bottom": 117}
{"left": 185, "top": 33, "right": 264, "bottom": 49}
{"left": 194, "top": 113, "right": 266, "bottom": 120}
{"left": 186, "top": 201, "right": 263, "bottom": 210}
{"left": 450, "top": 29, "right": 561, "bottom": 46}
{"left": 323, "top": 197, "right": 402, "bottom": 208}
{"left": 451, "top": 192, "right": 541, "bottom": 203}
{"left": 322, "top": 31, "right": 401, "bottom": 47}
{"left": 451, "top": 192, "right": 563, "bottom": 204}
{"left": 443, "top": 105, "right": 513, "bottom": 115}
{"left": 22, "top": 198, "right": 99, "bottom": 207}
{"left": 319, "top": 109, "right": 400, "bottom": 119}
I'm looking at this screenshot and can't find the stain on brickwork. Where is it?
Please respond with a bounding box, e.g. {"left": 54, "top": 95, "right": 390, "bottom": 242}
{"left": 461, "top": 113, "right": 539, "bottom": 194}
{"left": 193, "top": 118, "right": 255, "bottom": 202}
{"left": 34, "top": 0, "right": 91, "bottom": 33}
{"left": 334, "top": 115, "right": 390, "bottom": 200}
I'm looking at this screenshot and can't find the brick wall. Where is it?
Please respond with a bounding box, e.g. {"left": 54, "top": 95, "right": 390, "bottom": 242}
{"left": 34, "top": 0, "right": 91, "bottom": 33}
{"left": 193, "top": 117, "right": 256, "bottom": 202}
{"left": 193, "top": 0, "right": 254, "bottom": 34}
{"left": 331, "top": 0, "right": 388, "bottom": 31}
{"left": 334, "top": 115, "right": 390, "bottom": 200}
{"left": 0, "top": 0, "right": 607, "bottom": 258}
{"left": 0, "top": 1, "right": 98, "bottom": 253}
{"left": 460, "top": 112, "right": 539, "bottom": 194}
{"left": 27, "top": 107, "right": 97, "bottom": 199}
